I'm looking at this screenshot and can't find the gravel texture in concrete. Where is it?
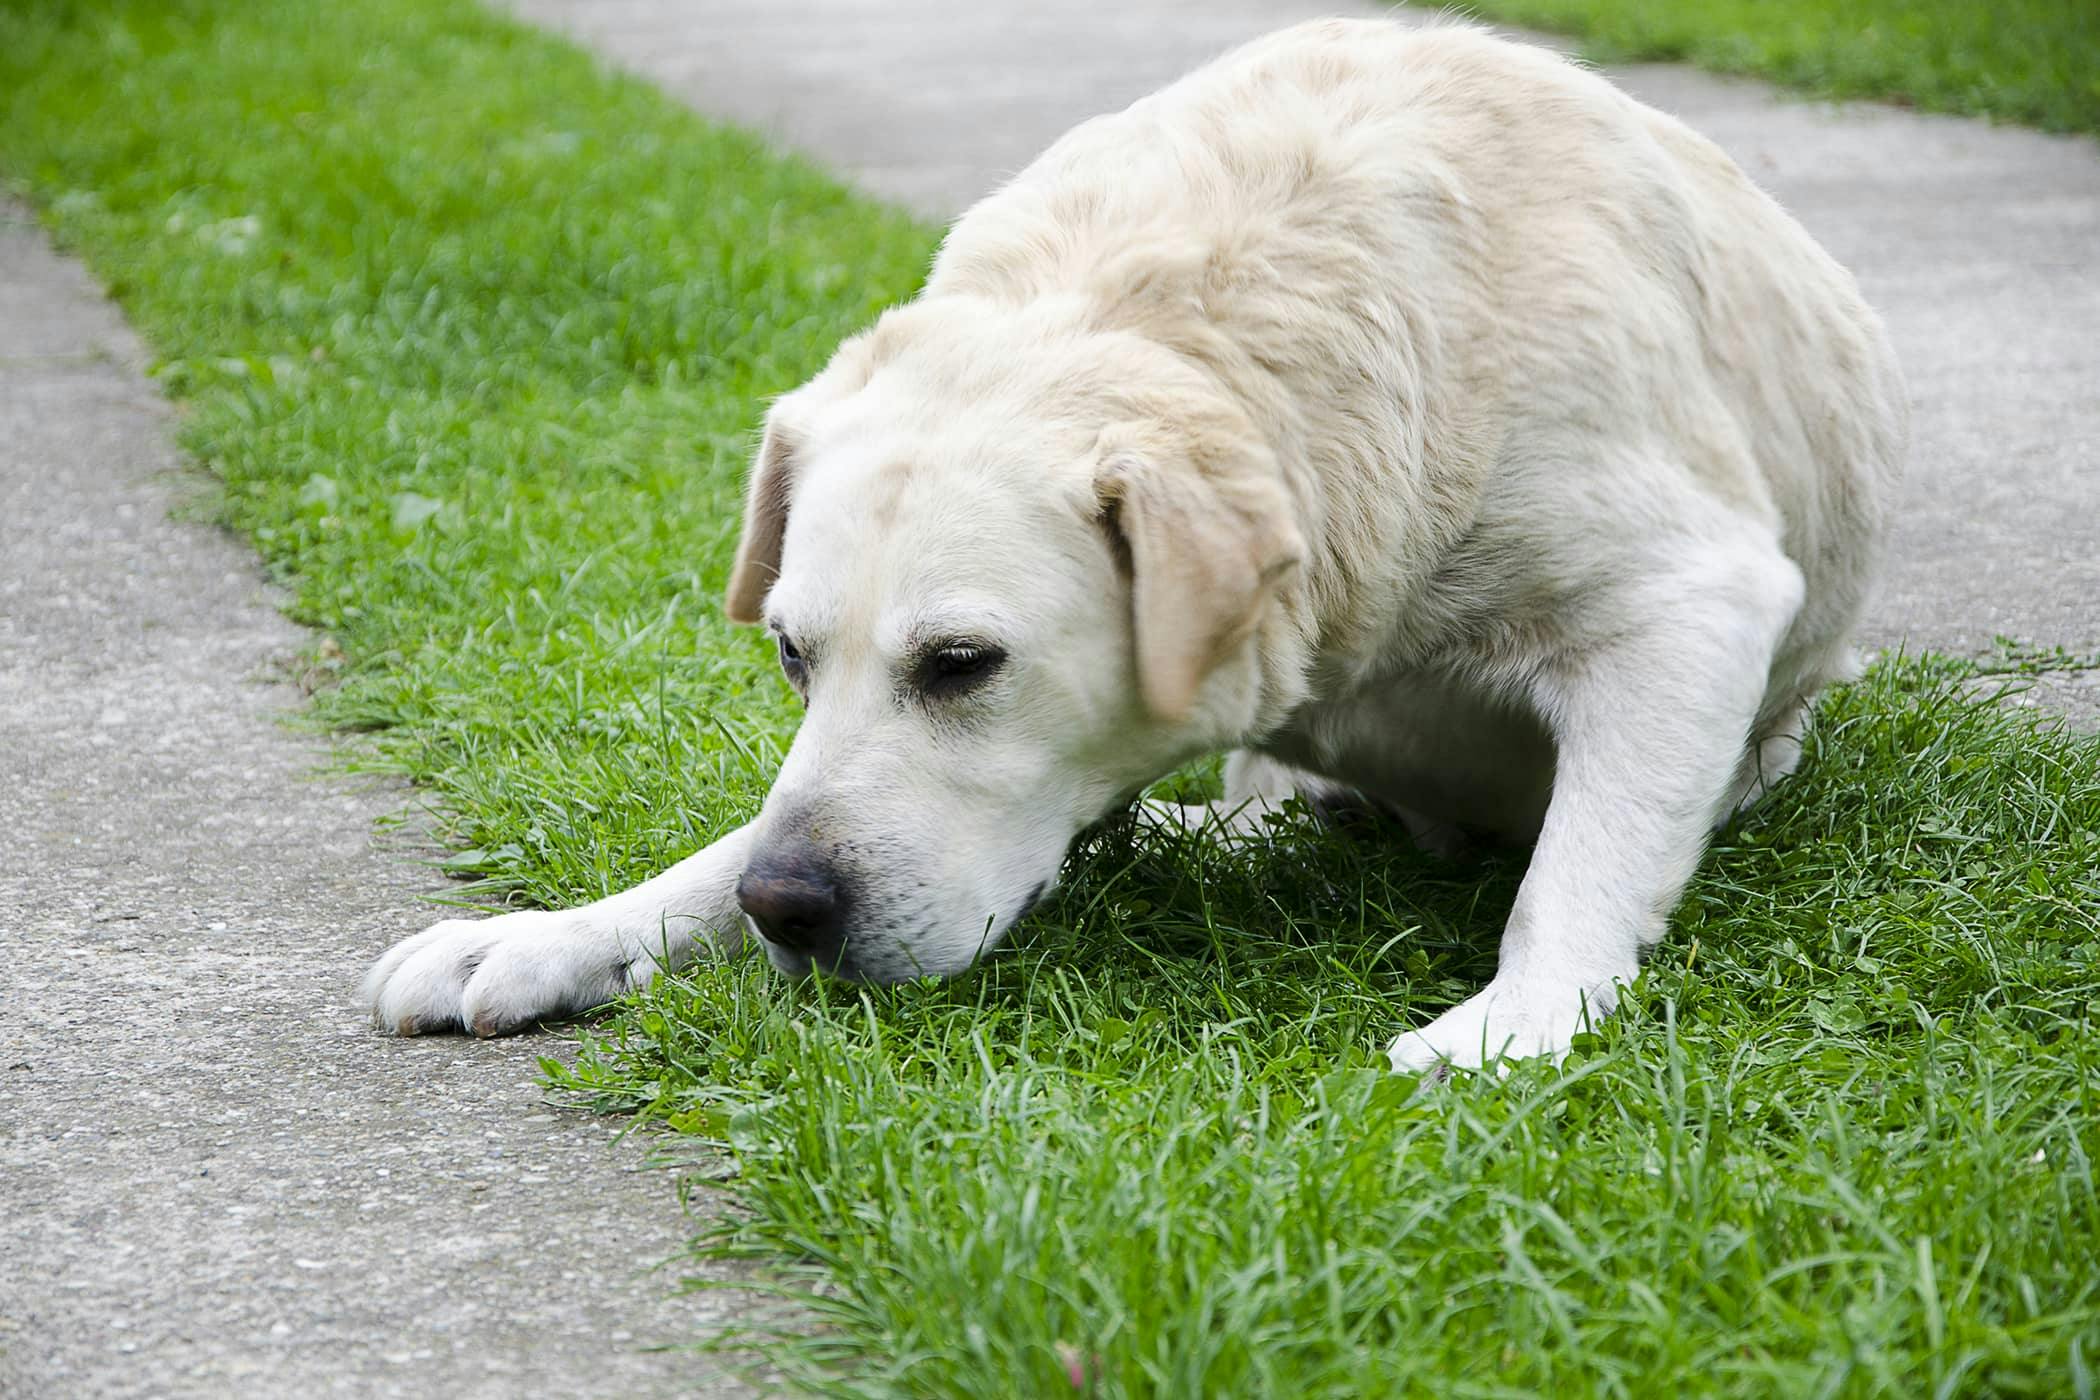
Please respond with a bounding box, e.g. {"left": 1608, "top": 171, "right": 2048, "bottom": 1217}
{"left": 0, "top": 201, "right": 751, "bottom": 1399}
{"left": 508, "top": 0, "right": 2100, "bottom": 725}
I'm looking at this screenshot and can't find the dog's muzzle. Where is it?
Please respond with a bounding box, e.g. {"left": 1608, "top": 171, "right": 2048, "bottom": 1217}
{"left": 737, "top": 846, "right": 850, "bottom": 968}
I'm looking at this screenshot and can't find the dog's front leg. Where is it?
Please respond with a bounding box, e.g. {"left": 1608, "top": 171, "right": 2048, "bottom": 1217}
{"left": 361, "top": 823, "right": 757, "bottom": 1036}
{"left": 1388, "top": 551, "right": 1803, "bottom": 1070}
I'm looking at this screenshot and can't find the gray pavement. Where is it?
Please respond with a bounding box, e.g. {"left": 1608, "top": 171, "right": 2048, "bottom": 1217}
{"left": 510, "top": 0, "right": 2100, "bottom": 724}
{"left": 0, "top": 202, "right": 752, "bottom": 1398}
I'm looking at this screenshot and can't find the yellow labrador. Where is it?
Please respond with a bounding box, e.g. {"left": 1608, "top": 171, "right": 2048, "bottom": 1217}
{"left": 364, "top": 20, "right": 1905, "bottom": 1068}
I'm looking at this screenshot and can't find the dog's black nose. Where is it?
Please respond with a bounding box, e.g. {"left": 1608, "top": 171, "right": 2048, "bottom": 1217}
{"left": 737, "top": 855, "right": 845, "bottom": 958}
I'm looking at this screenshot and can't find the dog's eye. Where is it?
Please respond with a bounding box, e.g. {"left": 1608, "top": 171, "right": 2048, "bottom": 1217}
{"left": 918, "top": 642, "right": 1006, "bottom": 698}
{"left": 776, "top": 632, "right": 807, "bottom": 690}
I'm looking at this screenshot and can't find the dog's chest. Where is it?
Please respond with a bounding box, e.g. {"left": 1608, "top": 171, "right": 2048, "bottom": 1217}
{"left": 1261, "top": 664, "right": 1557, "bottom": 840}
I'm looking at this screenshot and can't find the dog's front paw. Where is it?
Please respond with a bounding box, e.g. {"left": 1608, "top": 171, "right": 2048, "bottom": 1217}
{"left": 360, "top": 910, "right": 639, "bottom": 1037}
{"left": 1386, "top": 973, "right": 1626, "bottom": 1072}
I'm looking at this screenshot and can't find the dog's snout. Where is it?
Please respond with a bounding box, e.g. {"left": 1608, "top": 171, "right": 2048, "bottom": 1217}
{"left": 737, "top": 853, "right": 846, "bottom": 958}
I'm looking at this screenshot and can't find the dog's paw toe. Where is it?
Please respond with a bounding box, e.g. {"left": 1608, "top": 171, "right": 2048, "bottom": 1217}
{"left": 360, "top": 918, "right": 479, "bottom": 1035}
{"left": 1386, "top": 974, "right": 1626, "bottom": 1072}
{"left": 361, "top": 911, "right": 626, "bottom": 1037}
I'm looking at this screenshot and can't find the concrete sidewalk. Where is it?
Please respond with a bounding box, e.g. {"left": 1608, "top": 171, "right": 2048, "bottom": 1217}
{"left": 511, "top": 0, "right": 2100, "bottom": 724}
{"left": 0, "top": 201, "right": 750, "bottom": 1398}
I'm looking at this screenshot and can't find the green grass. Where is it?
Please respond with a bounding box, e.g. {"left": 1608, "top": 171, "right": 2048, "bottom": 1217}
{"left": 4, "top": 0, "right": 2097, "bottom": 1395}
{"left": 565, "top": 662, "right": 2100, "bottom": 1396}
{"left": 1449, "top": 0, "right": 2100, "bottom": 136}
{"left": 0, "top": 0, "right": 930, "bottom": 909}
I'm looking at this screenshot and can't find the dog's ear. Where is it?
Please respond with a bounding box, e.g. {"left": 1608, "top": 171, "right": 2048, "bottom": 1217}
{"left": 726, "top": 336, "right": 882, "bottom": 622}
{"left": 724, "top": 405, "right": 803, "bottom": 624}
{"left": 1096, "top": 434, "right": 1303, "bottom": 722}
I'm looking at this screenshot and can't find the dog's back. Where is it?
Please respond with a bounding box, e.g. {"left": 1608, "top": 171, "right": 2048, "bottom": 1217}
{"left": 929, "top": 19, "right": 1906, "bottom": 705}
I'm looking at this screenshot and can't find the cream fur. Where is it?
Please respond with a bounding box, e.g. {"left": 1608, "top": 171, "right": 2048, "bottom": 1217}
{"left": 362, "top": 20, "right": 1905, "bottom": 1069}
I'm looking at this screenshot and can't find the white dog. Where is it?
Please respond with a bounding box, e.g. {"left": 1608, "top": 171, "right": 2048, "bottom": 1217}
{"left": 362, "top": 20, "right": 1905, "bottom": 1069}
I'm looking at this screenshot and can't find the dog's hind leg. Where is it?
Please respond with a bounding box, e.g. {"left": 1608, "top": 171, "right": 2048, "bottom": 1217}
{"left": 1719, "top": 697, "right": 1811, "bottom": 824}
{"left": 1141, "top": 750, "right": 1402, "bottom": 843}
{"left": 1146, "top": 751, "right": 1470, "bottom": 856}
{"left": 1141, "top": 750, "right": 1306, "bottom": 838}
{"left": 1388, "top": 543, "right": 1806, "bottom": 1071}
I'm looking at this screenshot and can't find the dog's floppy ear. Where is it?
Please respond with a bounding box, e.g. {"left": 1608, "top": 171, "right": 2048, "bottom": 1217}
{"left": 726, "top": 339, "right": 882, "bottom": 622}
{"left": 1096, "top": 431, "right": 1303, "bottom": 721}
{"left": 724, "top": 401, "right": 810, "bottom": 625}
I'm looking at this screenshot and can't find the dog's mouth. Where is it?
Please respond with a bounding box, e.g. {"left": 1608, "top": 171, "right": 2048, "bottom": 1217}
{"left": 752, "top": 881, "right": 1053, "bottom": 983}
{"left": 757, "top": 941, "right": 833, "bottom": 980}
{"left": 758, "top": 940, "right": 928, "bottom": 985}
{"left": 751, "top": 922, "right": 938, "bottom": 984}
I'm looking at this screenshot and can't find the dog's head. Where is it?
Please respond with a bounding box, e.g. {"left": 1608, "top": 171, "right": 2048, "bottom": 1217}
{"left": 721, "top": 299, "right": 1303, "bottom": 981}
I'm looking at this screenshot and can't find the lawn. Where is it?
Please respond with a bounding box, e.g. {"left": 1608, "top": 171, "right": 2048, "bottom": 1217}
{"left": 1451, "top": 0, "right": 2100, "bottom": 136}
{"left": 4, "top": 0, "right": 2097, "bottom": 1395}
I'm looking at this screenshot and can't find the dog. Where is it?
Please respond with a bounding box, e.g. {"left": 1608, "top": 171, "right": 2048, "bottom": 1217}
{"left": 361, "top": 19, "right": 1906, "bottom": 1069}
